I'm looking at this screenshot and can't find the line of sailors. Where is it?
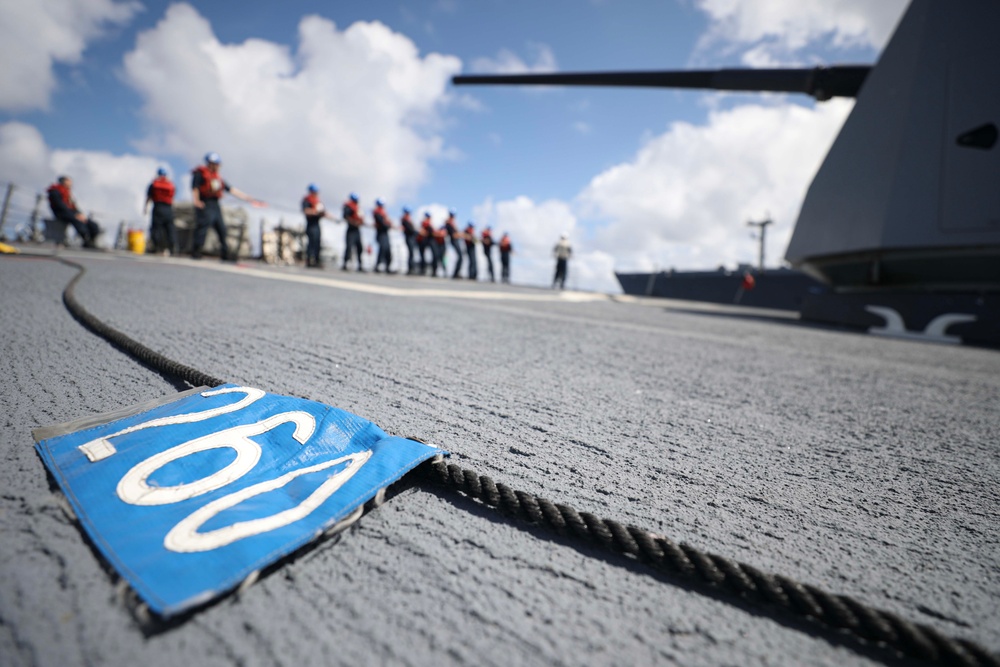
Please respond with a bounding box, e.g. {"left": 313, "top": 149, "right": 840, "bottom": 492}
{"left": 50, "top": 158, "right": 515, "bottom": 283}
{"left": 314, "top": 188, "right": 513, "bottom": 283}
{"left": 145, "top": 160, "right": 513, "bottom": 279}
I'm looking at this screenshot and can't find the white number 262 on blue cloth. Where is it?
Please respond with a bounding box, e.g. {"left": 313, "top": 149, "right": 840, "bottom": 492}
{"left": 33, "top": 384, "right": 442, "bottom": 618}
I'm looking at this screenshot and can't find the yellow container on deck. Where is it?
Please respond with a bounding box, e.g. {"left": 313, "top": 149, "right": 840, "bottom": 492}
{"left": 127, "top": 229, "right": 146, "bottom": 254}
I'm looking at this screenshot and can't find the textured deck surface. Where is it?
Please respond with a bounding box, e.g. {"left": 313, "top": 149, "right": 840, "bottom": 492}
{"left": 1, "top": 248, "right": 998, "bottom": 666}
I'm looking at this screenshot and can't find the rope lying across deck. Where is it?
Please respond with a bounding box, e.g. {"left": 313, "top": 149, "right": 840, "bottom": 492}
{"left": 60, "top": 257, "right": 227, "bottom": 389}
{"left": 46, "top": 254, "right": 1000, "bottom": 666}
{"left": 415, "top": 459, "right": 997, "bottom": 667}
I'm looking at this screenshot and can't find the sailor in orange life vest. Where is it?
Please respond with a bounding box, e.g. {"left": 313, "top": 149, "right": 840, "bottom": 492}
{"left": 443, "top": 209, "right": 463, "bottom": 278}
{"left": 341, "top": 193, "right": 365, "bottom": 271}
{"left": 399, "top": 207, "right": 419, "bottom": 275}
{"left": 417, "top": 212, "right": 435, "bottom": 275}
{"left": 463, "top": 222, "right": 478, "bottom": 280}
{"left": 432, "top": 220, "right": 448, "bottom": 277}
{"left": 190, "top": 152, "right": 265, "bottom": 260}
{"left": 302, "top": 184, "right": 334, "bottom": 268}
{"left": 499, "top": 231, "right": 513, "bottom": 284}
{"left": 144, "top": 168, "right": 177, "bottom": 255}
{"left": 372, "top": 199, "right": 395, "bottom": 273}
{"left": 480, "top": 226, "right": 495, "bottom": 282}
{"left": 46, "top": 176, "right": 101, "bottom": 248}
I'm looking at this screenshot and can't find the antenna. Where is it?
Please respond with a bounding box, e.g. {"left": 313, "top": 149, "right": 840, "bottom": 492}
{"left": 747, "top": 217, "right": 773, "bottom": 272}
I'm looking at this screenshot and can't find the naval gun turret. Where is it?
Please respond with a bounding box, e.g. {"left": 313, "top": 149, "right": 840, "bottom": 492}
{"left": 452, "top": 0, "right": 1000, "bottom": 346}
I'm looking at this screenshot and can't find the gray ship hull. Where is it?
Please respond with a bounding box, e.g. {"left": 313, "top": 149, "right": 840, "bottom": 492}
{"left": 616, "top": 268, "right": 1000, "bottom": 347}
{"left": 615, "top": 268, "right": 827, "bottom": 312}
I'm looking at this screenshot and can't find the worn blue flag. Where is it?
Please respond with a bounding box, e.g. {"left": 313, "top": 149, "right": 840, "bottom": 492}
{"left": 33, "top": 384, "right": 441, "bottom": 617}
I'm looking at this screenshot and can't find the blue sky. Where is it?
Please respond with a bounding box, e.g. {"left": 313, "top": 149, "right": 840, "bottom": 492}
{"left": 0, "top": 0, "right": 908, "bottom": 291}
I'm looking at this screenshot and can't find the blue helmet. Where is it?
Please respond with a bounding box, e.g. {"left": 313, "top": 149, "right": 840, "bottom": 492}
{"left": 402, "top": 207, "right": 410, "bottom": 214}
{"left": 375, "top": 198, "right": 384, "bottom": 206}
{"left": 448, "top": 209, "right": 456, "bottom": 217}
{"left": 157, "top": 167, "right": 167, "bottom": 176}
{"left": 205, "top": 152, "right": 221, "bottom": 164}
{"left": 307, "top": 183, "right": 318, "bottom": 193}
{"left": 349, "top": 192, "right": 358, "bottom": 202}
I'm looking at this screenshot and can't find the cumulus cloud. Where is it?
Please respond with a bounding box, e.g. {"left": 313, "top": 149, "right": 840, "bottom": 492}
{"left": 0, "top": 122, "right": 53, "bottom": 187}
{"left": 693, "top": 0, "right": 909, "bottom": 66}
{"left": 576, "top": 99, "right": 854, "bottom": 274}
{"left": 0, "top": 0, "right": 140, "bottom": 111}
{"left": 121, "top": 3, "right": 461, "bottom": 214}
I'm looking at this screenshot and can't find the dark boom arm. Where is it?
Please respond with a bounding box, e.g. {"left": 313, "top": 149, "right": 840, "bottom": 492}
{"left": 452, "top": 65, "right": 872, "bottom": 101}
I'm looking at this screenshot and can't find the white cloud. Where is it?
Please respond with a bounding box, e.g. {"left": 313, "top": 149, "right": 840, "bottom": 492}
{"left": 120, "top": 3, "right": 461, "bottom": 213}
{"left": 694, "top": 0, "right": 909, "bottom": 66}
{"left": 575, "top": 99, "right": 854, "bottom": 275}
{"left": 0, "top": 0, "right": 140, "bottom": 111}
{"left": 0, "top": 122, "right": 53, "bottom": 187}
{"left": 470, "top": 43, "right": 558, "bottom": 75}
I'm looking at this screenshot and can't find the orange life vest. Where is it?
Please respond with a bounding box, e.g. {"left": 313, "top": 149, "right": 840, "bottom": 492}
{"left": 373, "top": 205, "right": 390, "bottom": 231}
{"left": 193, "top": 165, "right": 224, "bottom": 200}
{"left": 149, "top": 176, "right": 175, "bottom": 205}
{"left": 47, "top": 182, "right": 76, "bottom": 212}
{"left": 343, "top": 199, "right": 361, "bottom": 225}
{"left": 303, "top": 193, "right": 324, "bottom": 222}
{"left": 401, "top": 212, "right": 415, "bottom": 235}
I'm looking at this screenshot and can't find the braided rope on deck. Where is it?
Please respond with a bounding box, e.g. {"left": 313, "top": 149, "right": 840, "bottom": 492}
{"left": 416, "top": 459, "right": 998, "bottom": 667}
{"left": 59, "top": 257, "right": 227, "bottom": 389}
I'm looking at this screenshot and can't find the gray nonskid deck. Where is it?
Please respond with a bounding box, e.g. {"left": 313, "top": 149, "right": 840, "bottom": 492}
{"left": 2, "top": 249, "right": 997, "bottom": 666}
